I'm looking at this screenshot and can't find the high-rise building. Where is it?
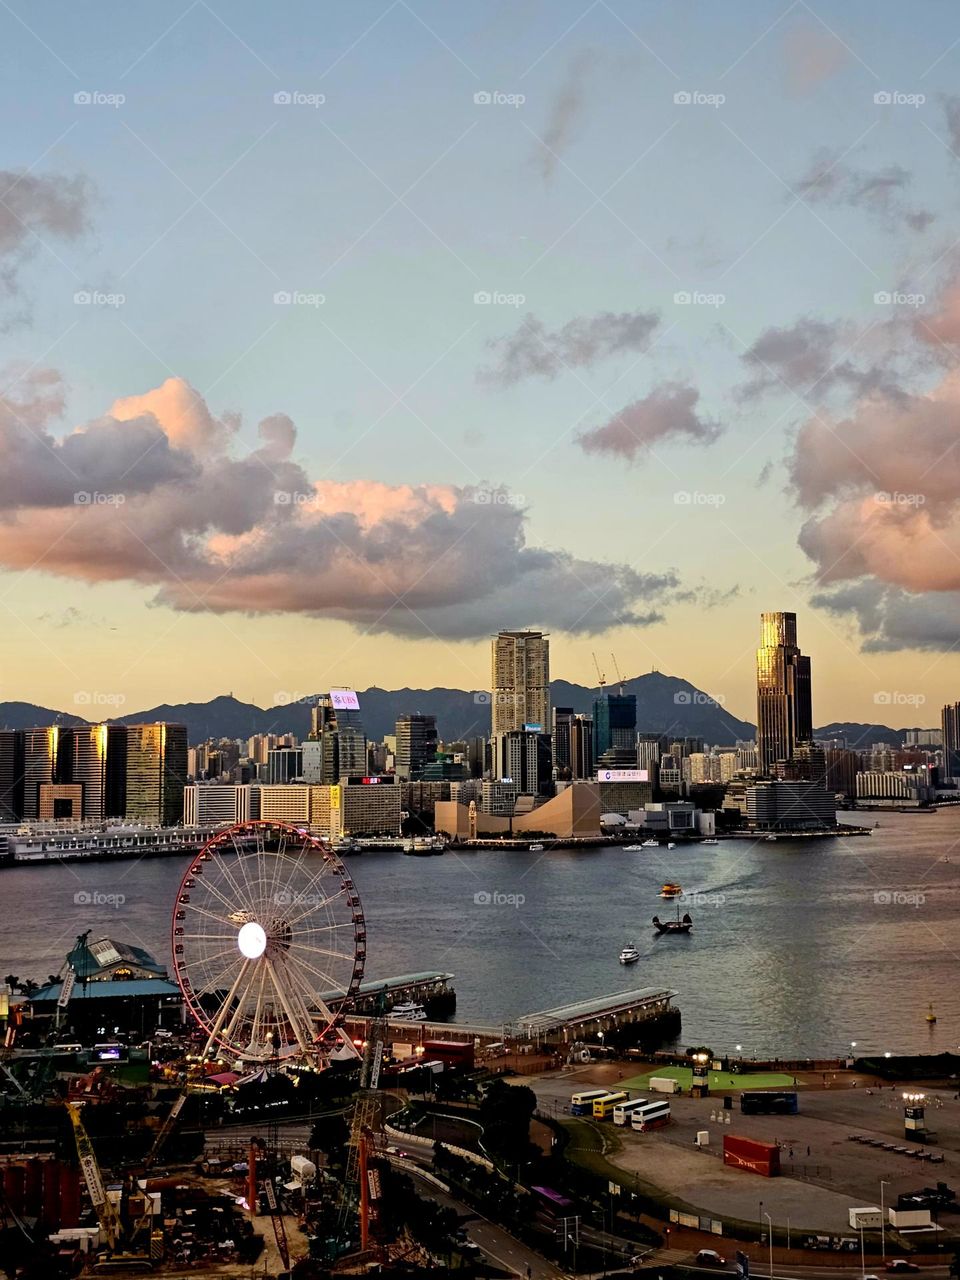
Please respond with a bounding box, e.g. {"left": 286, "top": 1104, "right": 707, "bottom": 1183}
{"left": 551, "top": 707, "right": 574, "bottom": 778}
{"left": 593, "top": 693, "right": 637, "bottom": 760}
{"left": 490, "top": 630, "right": 550, "bottom": 735}
{"left": 570, "top": 714, "right": 594, "bottom": 780}
{"left": 0, "top": 730, "right": 18, "bottom": 820}
{"left": 395, "top": 714, "right": 439, "bottom": 780}
{"left": 942, "top": 703, "right": 960, "bottom": 780}
{"left": 124, "top": 723, "right": 188, "bottom": 825}
{"left": 58, "top": 725, "right": 127, "bottom": 819}
{"left": 267, "top": 747, "right": 303, "bottom": 784}
{"left": 492, "top": 729, "right": 552, "bottom": 795}
{"left": 20, "top": 727, "right": 59, "bottom": 820}
{"left": 308, "top": 694, "right": 367, "bottom": 781}
{"left": 756, "top": 611, "right": 812, "bottom": 774}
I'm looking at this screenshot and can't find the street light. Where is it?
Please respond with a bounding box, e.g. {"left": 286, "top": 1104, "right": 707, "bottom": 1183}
{"left": 880, "top": 1180, "right": 889, "bottom": 1260}
{"left": 764, "top": 1211, "right": 773, "bottom": 1280}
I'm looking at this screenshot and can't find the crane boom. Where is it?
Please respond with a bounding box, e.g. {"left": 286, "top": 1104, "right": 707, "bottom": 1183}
{"left": 591, "top": 652, "right": 606, "bottom": 688}
{"left": 66, "top": 1102, "right": 122, "bottom": 1249}
{"left": 610, "top": 653, "right": 625, "bottom": 694}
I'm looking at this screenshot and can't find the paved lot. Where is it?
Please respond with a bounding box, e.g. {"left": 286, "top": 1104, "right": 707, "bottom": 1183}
{"left": 533, "top": 1067, "right": 960, "bottom": 1233}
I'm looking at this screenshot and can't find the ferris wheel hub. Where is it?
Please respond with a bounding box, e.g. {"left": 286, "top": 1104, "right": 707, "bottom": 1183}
{"left": 237, "top": 920, "right": 267, "bottom": 959}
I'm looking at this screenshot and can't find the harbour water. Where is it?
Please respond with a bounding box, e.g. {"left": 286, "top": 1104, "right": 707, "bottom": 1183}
{"left": 1, "top": 809, "right": 958, "bottom": 1057}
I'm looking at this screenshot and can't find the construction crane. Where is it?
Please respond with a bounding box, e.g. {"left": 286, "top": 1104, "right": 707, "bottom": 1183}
{"left": 591, "top": 652, "right": 606, "bottom": 690}
{"left": 337, "top": 991, "right": 389, "bottom": 1252}
{"left": 66, "top": 1102, "right": 124, "bottom": 1251}
{"left": 250, "top": 1143, "right": 290, "bottom": 1273}
{"left": 610, "top": 653, "right": 626, "bottom": 695}
{"left": 144, "top": 1090, "right": 188, "bottom": 1169}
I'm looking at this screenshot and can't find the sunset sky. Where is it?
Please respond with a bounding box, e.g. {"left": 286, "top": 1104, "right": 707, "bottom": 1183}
{"left": 2, "top": 1, "right": 960, "bottom": 728}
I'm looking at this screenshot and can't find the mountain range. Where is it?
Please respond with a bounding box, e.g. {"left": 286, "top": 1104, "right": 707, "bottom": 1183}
{"left": 0, "top": 674, "right": 926, "bottom": 747}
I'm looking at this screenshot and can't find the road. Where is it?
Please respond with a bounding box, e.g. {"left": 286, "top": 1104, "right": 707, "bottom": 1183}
{"left": 393, "top": 1154, "right": 566, "bottom": 1278}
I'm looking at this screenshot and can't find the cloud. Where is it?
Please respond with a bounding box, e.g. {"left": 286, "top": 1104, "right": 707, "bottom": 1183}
{"left": 812, "top": 580, "right": 960, "bottom": 652}
{"left": 532, "top": 50, "right": 594, "bottom": 181}
{"left": 782, "top": 22, "right": 848, "bottom": 94}
{"left": 791, "top": 149, "right": 933, "bottom": 231}
{"left": 737, "top": 316, "right": 889, "bottom": 401}
{"left": 576, "top": 384, "right": 720, "bottom": 462}
{"left": 0, "top": 171, "right": 90, "bottom": 320}
{"left": 478, "top": 309, "right": 660, "bottom": 386}
{"left": 1, "top": 373, "right": 683, "bottom": 640}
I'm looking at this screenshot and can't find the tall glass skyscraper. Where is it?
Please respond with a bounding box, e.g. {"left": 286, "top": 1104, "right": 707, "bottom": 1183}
{"left": 124, "top": 723, "right": 188, "bottom": 825}
{"left": 942, "top": 702, "right": 960, "bottom": 781}
{"left": 592, "top": 693, "right": 637, "bottom": 760}
{"left": 756, "top": 612, "right": 812, "bottom": 774}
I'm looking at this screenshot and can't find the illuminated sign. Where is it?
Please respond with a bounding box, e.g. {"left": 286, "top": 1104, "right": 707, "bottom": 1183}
{"left": 523, "top": 723, "right": 543, "bottom": 732}
{"left": 597, "top": 768, "right": 649, "bottom": 783}
{"left": 360, "top": 777, "right": 380, "bottom": 785}
{"left": 330, "top": 688, "right": 360, "bottom": 711}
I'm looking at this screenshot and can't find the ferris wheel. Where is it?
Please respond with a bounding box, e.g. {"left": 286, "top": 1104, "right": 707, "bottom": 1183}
{"left": 171, "top": 821, "right": 366, "bottom": 1066}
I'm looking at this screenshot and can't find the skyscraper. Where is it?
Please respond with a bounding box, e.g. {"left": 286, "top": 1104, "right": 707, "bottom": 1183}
{"left": 20, "top": 727, "right": 59, "bottom": 820}
{"left": 551, "top": 707, "right": 574, "bottom": 777}
{"left": 593, "top": 693, "right": 637, "bottom": 760}
{"left": 124, "top": 723, "right": 188, "bottom": 825}
{"left": 308, "top": 694, "right": 367, "bottom": 780}
{"left": 395, "top": 714, "right": 439, "bottom": 780}
{"left": 59, "top": 724, "right": 127, "bottom": 819}
{"left": 490, "top": 631, "right": 550, "bottom": 735}
{"left": 756, "top": 611, "right": 813, "bottom": 774}
{"left": 942, "top": 703, "right": 960, "bottom": 780}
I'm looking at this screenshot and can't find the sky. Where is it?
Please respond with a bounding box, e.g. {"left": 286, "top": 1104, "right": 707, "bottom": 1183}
{"left": 2, "top": 0, "right": 960, "bottom": 728}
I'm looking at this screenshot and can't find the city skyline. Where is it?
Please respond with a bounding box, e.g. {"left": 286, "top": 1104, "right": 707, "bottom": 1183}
{"left": 2, "top": 3, "right": 960, "bottom": 725}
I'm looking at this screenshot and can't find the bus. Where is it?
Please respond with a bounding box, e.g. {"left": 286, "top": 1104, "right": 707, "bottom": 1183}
{"left": 630, "top": 1099, "right": 671, "bottom": 1131}
{"left": 593, "top": 1090, "right": 630, "bottom": 1119}
{"left": 531, "top": 1186, "right": 576, "bottom": 1219}
{"left": 569, "top": 1089, "right": 611, "bottom": 1115}
{"left": 740, "top": 1090, "right": 798, "bottom": 1115}
{"left": 613, "top": 1097, "right": 649, "bottom": 1126}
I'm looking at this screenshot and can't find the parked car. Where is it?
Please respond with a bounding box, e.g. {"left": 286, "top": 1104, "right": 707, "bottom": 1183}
{"left": 886, "top": 1262, "right": 920, "bottom": 1274}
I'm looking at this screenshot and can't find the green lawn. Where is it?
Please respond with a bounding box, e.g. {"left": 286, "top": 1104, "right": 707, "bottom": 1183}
{"left": 621, "top": 1065, "right": 796, "bottom": 1092}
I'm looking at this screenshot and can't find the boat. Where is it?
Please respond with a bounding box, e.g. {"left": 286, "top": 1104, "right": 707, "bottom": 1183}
{"left": 391, "top": 1002, "right": 427, "bottom": 1022}
{"left": 619, "top": 943, "right": 641, "bottom": 964}
{"left": 701, "top": 838, "right": 719, "bottom": 845}
{"left": 641, "top": 839, "right": 659, "bottom": 848}
{"left": 666, "top": 842, "right": 676, "bottom": 849}
{"left": 764, "top": 834, "right": 777, "bottom": 842}
{"left": 926, "top": 1002, "right": 937, "bottom": 1024}
{"left": 660, "top": 883, "right": 683, "bottom": 898}
{"left": 652, "top": 907, "right": 693, "bottom": 935}
{"left": 528, "top": 843, "right": 545, "bottom": 852}
{"left": 623, "top": 844, "right": 645, "bottom": 852}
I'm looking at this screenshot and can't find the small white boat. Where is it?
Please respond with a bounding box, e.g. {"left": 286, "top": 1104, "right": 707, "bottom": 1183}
{"left": 623, "top": 844, "right": 644, "bottom": 851}
{"left": 764, "top": 834, "right": 777, "bottom": 842}
{"left": 391, "top": 1002, "right": 427, "bottom": 1022}
{"left": 702, "top": 838, "right": 719, "bottom": 845}
{"left": 641, "top": 839, "right": 659, "bottom": 848}
{"left": 619, "top": 943, "right": 641, "bottom": 964}
{"left": 666, "top": 842, "right": 676, "bottom": 849}
{"left": 528, "top": 842, "right": 545, "bottom": 852}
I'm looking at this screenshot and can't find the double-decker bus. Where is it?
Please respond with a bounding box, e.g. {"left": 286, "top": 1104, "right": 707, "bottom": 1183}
{"left": 569, "top": 1088, "right": 610, "bottom": 1115}
{"left": 739, "top": 1090, "right": 798, "bottom": 1115}
{"left": 612, "top": 1097, "right": 649, "bottom": 1126}
{"left": 592, "top": 1090, "right": 630, "bottom": 1119}
{"left": 630, "top": 1099, "right": 671, "bottom": 1131}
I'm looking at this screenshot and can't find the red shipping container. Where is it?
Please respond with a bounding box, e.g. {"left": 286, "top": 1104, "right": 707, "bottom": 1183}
{"left": 723, "top": 1133, "right": 781, "bottom": 1177}
{"left": 59, "top": 1163, "right": 82, "bottom": 1228}
{"left": 422, "top": 1040, "right": 475, "bottom": 1069}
